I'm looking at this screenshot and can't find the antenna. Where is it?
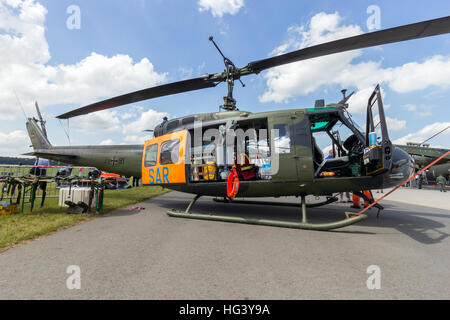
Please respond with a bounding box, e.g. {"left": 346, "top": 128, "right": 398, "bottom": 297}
{"left": 338, "top": 88, "right": 355, "bottom": 108}
{"left": 58, "top": 119, "right": 71, "bottom": 146}
{"left": 13, "top": 90, "right": 28, "bottom": 119}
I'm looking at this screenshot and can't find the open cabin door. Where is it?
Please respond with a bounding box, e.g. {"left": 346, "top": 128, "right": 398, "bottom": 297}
{"left": 141, "top": 130, "right": 188, "bottom": 185}
{"left": 363, "top": 85, "right": 393, "bottom": 175}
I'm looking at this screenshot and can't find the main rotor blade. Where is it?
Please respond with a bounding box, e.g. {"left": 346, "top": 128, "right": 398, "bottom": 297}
{"left": 247, "top": 16, "right": 450, "bottom": 72}
{"left": 57, "top": 76, "right": 218, "bottom": 119}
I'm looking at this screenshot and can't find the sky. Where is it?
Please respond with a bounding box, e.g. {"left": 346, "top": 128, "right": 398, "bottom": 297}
{"left": 0, "top": 0, "right": 449, "bottom": 156}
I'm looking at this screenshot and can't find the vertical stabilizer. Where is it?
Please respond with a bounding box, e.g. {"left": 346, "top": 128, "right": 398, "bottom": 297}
{"left": 26, "top": 118, "right": 52, "bottom": 150}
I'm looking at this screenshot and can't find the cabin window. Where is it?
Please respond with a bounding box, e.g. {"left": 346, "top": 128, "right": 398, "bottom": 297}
{"left": 181, "top": 116, "right": 195, "bottom": 125}
{"left": 273, "top": 124, "right": 291, "bottom": 154}
{"left": 144, "top": 144, "right": 158, "bottom": 167}
{"left": 160, "top": 139, "right": 180, "bottom": 165}
{"left": 166, "top": 120, "right": 180, "bottom": 132}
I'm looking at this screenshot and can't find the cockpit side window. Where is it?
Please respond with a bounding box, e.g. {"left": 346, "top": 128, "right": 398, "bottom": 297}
{"left": 273, "top": 124, "right": 291, "bottom": 154}
{"left": 160, "top": 139, "right": 180, "bottom": 165}
{"left": 144, "top": 144, "right": 158, "bottom": 167}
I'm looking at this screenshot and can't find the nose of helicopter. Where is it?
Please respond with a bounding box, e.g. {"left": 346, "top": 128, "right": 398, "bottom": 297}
{"left": 384, "top": 146, "right": 415, "bottom": 188}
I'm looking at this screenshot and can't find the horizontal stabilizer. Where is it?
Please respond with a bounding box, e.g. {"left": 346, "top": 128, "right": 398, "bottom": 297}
{"left": 23, "top": 151, "right": 77, "bottom": 161}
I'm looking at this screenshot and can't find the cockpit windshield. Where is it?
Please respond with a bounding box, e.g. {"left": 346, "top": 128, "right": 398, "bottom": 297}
{"left": 342, "top": 108, "right": 364, "bottom": 134}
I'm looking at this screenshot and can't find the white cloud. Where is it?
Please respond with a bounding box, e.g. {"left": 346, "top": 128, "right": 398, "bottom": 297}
{"left": 198, "top": 0, "right": 244, "bottom": 17}
{"left": 121, "top": 109, "right": 168, "bottom": 134}
{"left": 374, "top": 115, "right": 406, "bottom": 132}
{"left": 178, "top": 67, "right": 194, "bottom": 80}
{"left": 0, "top": 0, "right": 167, "bottom": 120}
{"left": 123, "top": 135, "right": 152, "bottom": 144}
{"left": 71, "top": 110, "right": 122, "bottom": 133}
{"left": 417, "top": 111, "right": 432, "bottom": 117}
{"left": 119, "top": 106, "right": 144, "bottom": 120}
{"left": 347, "top": 87, "right": 384, "bottom": 114}
{"left": 196, "top": 62, "right": 206, "bottom": 75}
{"left": 99, "top": 139, "right": 115, "bottom": 145}
{"left": 393, "top": 122, "right": 450, "bottom": 145}
{"left": 259, "top": 12, "right": 364, "bottom": 103}
{"left": 400, "top": 104, "right": 433, "bottom": 117}
{"left": 119, "top": 108, "right": 169, "bottom": 144}
{"left": 388, "top": 56, "right": 450, "bottom": 93}
{"left": 401, "top": 104, "right": 417, "bottom": 112}
{"left": 385, "top": 117, "right": 406, "bottom": 131}
{"left": 68, "top": 106, "right": 168, "bottom": 146}
{"left": 51, "top": 107, "right": 167, "bottom": 146}
{"left": 0, "top": 130, "right": 29, "bottom": 156}
{"left": 260, "top": 12, "right": 450, "bottom": 105}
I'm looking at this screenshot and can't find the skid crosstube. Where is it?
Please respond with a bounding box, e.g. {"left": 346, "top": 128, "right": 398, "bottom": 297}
{"left": 167, "top": 195, "right": 367, "bottom": 231}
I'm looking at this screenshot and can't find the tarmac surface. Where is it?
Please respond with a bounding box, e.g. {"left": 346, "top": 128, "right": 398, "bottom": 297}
{"left": 0, "top": 188, "right": 449, "bottom": 299}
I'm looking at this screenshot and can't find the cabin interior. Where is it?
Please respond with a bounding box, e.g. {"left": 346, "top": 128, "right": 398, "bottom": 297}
{"left": 187, "top": 118, "right": 271, "bottom": 183}
{"left": 309, "top": 111, "right": 366, "bottom": 179}
{"left": 180, "top": 111, "right": 367, "bottom": 184}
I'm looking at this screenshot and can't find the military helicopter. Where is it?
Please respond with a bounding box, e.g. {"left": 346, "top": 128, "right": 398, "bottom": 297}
{"left": 395, "top": 126, "right": 450, "bottom": 183}
{"left": 26, "top": 16, "right": 450, "bottom": 230}
{"left": 396, "top": 125, "right": 449, "bottom": 168}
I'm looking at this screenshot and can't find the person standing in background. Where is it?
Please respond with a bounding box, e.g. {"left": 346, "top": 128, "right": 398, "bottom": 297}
{"left": 326, "top": 149, "right": 334, "bottom": 159}
{"left": 436, "top": 174, "right": 447, "bottom": 192}
{"left": 132, "top": 176, "right": 140, "bottom": 187}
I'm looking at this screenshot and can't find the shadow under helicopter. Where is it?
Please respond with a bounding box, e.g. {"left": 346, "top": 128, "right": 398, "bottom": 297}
{"left": 148, "top": 192, "right": 449, "bottom": 245}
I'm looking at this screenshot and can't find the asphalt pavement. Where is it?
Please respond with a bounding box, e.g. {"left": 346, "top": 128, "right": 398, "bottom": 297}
{"left": 0, "top": 189, "right": 449, "bottom": 299}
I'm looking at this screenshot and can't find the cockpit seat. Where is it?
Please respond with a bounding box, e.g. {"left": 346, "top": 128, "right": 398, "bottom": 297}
{"left": 322, "top": 156, "right": 349, "bottom": 170}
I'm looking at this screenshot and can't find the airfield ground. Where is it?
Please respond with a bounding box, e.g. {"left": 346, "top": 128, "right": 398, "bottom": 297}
{"left": 0, "top": 187, "right": 448, "bottom": 299}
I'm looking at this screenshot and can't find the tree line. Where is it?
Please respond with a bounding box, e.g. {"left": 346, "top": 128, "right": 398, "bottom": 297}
{"left": 0, "top": 157, "right": 61, "bottom": 166}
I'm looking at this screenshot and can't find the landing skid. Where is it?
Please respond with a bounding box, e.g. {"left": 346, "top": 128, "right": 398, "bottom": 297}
{"left": 212, "top": 196, "right": 339, "bottom": 208}
{"left": 166, "top": 195, "right": 367, "bottom": 231}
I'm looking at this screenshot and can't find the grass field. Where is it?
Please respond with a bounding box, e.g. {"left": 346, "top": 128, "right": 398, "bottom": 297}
{"left": 0, "top": 186, "right": 168, "bottom": 251}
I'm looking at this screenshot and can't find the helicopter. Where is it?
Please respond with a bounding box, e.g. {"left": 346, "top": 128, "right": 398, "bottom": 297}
{"left": 394, "top": 125, "right": 450, "bottom": 183}
{"left": 397, "top": 142, "right": 450, "bottom": 183}
{"left": 25, "top": 16, "right": 450, "bottom": 231}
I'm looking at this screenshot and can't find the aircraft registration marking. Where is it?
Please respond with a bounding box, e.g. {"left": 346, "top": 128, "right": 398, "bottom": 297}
{"left": 148, "top": 167, "right": 170, "bottom": 184}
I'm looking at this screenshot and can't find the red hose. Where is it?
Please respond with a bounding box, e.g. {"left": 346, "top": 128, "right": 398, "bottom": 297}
{"left": 227, "top": 168, "right": 239, "bottom": 199}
